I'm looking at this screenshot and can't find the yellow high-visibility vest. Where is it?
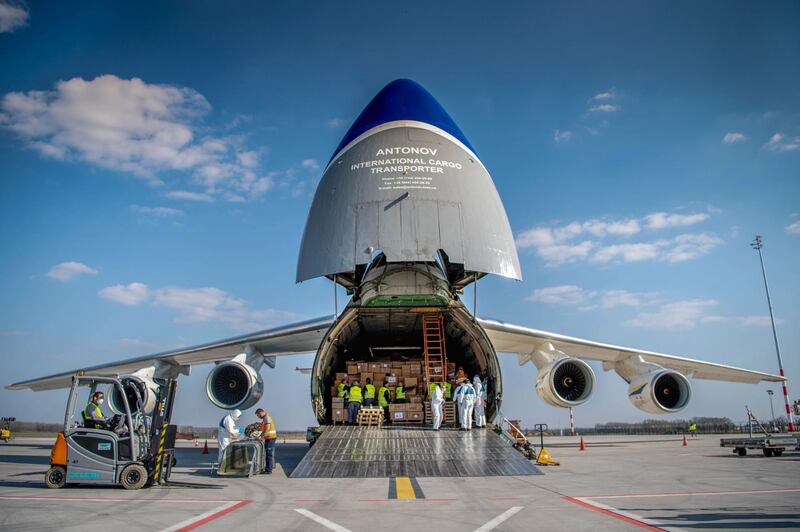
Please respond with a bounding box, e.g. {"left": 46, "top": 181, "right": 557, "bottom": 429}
{"left": 262, "top": 413, "right": 278, "bottom": 440}
{"left": 364, "top": 384, "right": 376, "bottom": 399}
{"left": 337, "top": 382, "right": 349, "bottom": 398}
{"left": 349, "top": 385, "right": 363, "bottom": 403}
{"left": 378, "top": 387, "right": 390, "bottom": 408}
{"left": 444, "top": 382, "right": 452, "bottom": 399}
{"left": 395, "top": 386, "right": 405, "bottom": 400}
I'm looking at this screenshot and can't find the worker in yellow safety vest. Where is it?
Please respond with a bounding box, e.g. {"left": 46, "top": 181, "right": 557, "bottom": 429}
{"left": 256, "top": 408, "right": 278, "bottom": 474}
{"left": 337, "top": 376, "right": 350, "bottom": 403}
{"left": 378, "top": 381, "right": 391, "bottom": 421}
{"left": 443, "top": 381, "right": 452, "bottom": 400}
{"left": 363, "top": 378, "right": 376, "bottom": 407}
{"left": 395, "top": 384, "right": 406, "bottom": 404}
{"left": 347, "top": 381, "right": 363, "bottom": 424}
{"left": 83, "top": 391, "right": 110, "bottom": 429}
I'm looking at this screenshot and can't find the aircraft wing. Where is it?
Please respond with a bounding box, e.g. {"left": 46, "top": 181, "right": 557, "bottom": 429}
{"left": 6, "top": 315, "right": 335, "bottom": 392}
{"left": 477, "top": 317, "right": 784, "bottom": 384}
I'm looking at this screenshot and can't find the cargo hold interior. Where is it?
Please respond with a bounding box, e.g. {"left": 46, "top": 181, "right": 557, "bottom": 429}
{"left": 310, "top": 303, "right": 502, "bottom": 424}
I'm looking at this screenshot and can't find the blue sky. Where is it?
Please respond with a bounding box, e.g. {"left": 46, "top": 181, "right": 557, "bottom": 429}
{"left": 1, "top": 1, "right": 798, "bottom": 430}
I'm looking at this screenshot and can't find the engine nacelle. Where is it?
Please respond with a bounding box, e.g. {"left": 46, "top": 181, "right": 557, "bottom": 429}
{"left": 206, "top": 360, "right": 264, "bottom": 410}
{"left": 627, "top": 369, "right": 691, "bottom": 414}
{"left": 535, "top": 358, "right": 595, "bottom": 408}
{"left": 108, "top": 373, "right": 159, "bottom": 415}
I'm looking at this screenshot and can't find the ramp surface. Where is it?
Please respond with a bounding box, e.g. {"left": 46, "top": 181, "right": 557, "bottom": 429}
{"left": 290, "top": 426, "right": 542, "bottom": 478}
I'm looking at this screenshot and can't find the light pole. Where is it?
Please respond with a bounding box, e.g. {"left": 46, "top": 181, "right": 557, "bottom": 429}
{"left": 767, "top": 390, "right": 775, "bottom": 423}
{"left": 751, "top": 235, "right": 795, "bottom": 432}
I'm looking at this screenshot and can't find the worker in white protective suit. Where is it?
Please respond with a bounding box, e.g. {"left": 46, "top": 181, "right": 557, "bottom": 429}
{"left": 473, "top": 375, "right": 487, "bottom": 428}
{"left": 454, "top": 379, "right": 476, "bottom": 430}
{"left": 431, "top": 384, "right": 444, "bottom": 431}
{"left": 217, "top": 409, "right": 243, "bottom": 463}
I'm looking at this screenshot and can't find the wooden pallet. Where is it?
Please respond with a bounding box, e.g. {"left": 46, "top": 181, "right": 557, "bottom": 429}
{"left": 424, "top": 402, "right": 456, "bottom": 426}
{"left": 357, "top": 407, "right": 384, "bottom": 427}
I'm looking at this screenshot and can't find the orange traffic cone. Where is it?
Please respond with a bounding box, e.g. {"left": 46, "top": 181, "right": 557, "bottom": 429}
{"left": 682, "top": 434, "right": 688, "bottom": 447}
{"left": 202, "top": 440, "right": 209, "bottom": 454}
{"left": 579, "top": 436, "right": 586, "bottom": 451}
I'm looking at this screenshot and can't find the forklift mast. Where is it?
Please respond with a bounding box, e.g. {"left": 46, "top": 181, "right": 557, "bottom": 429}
{"left": 148, "top": 378, "right": 178, "bottom": 483}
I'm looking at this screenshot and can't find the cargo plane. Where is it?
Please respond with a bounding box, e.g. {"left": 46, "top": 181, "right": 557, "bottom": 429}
{"left": 7, "top": 79, "right": 784, "bottom": 426}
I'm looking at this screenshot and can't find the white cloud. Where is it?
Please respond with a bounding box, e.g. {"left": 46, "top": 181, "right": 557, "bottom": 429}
{"left": 45, "top": 261, "right": 98, "bottom": 282}
{"left": 98, "top": 282, "right": 151, "bottom": 305}
{"left": 120, "top": 338, "right": 158, "bottom": 348}
{"left": 0, "top": 1, "right": 28, "bottom": 33}
{"left": 164, "top": 190, "right": 214, "bottom": 202}
{"left": 0, "top": 75, "right": 276, "bottom": 201}
{"left": 786, "top": 221, "right": 800, "bottom": 235}
{"left": 624, "top": 299, "right": 719, "bottom": 330}
{"left": 517, "top": 211, "right": 719, "bottom": 266}
{"left": 99, "top": 282, "right": 301, "bottom": 330}
{"left": 527, "top": 285, "right": 595, "bottom": 305}
{"left": 722, "top": 132, "right": 746, "bottom": 144}
{"left": 302, "top": 159, "right": 320, "bottom": 171}
{"left": 554, "top": 129, "right": 572, "bottom": 143}
{"left": 764, "top": 132, "right": 800, "bottom": 152}
{"left": 644, "top": 212, "right": 709, "bottom": 229}
{"left": 589, "top": 104, "right": 619, "bottom": 113}
{"left": 151, "top": 286, "right": 302, "bottom": 330}
{"left": 591, "top": 89, "right": 616, "bottom": 101}
{"left": 129, "top": 205, "right": 184, "bottom": 217}
{"left": 327, "top": 118, "right": 346, "bottom": 128}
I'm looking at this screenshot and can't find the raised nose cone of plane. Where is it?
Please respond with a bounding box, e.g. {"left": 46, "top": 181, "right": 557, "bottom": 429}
{"left": 330, "top": 79, "right": 475, "bottom": 163}
{"left": 298, "top": 79, "right": 522, "bottom": 285}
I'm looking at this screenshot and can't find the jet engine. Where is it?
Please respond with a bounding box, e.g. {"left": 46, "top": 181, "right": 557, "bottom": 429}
{"left": 627, "top": 369, "right": 691, "bottom": 414}
{"left": 535, "top": 358, "right": 595, "bottom": 408}
{"left": 206, "top": 359, "right": 264, "bottom": 410}
{"left": 108, "top": 372, "right": 159, "bottom": 415}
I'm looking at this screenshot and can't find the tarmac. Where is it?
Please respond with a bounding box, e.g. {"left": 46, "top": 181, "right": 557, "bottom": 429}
{"left": 1, "top": 432, "right": 799, "bottom": 531}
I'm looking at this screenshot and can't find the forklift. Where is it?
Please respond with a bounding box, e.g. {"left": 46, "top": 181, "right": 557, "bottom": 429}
{"left": 46, "top": 374, "right": 179, "bottom": 490}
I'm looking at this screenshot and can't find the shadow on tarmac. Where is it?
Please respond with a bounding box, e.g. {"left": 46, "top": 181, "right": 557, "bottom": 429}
{"left": 641, "top": 509, "right": 800, "bottom": 529}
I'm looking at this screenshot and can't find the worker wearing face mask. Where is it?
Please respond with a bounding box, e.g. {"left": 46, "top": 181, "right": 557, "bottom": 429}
{"left": 83, "top": 391, "right": 110, "bottom": 430}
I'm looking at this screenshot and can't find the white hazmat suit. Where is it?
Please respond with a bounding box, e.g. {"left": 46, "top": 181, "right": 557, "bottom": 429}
{"left": 455, "top": 382, "right": 476, "bottom": 430}
{"left": 473, "top": 376, "right": 486, "bottom": 428}
{"left": 217, "top": 409, "right": 242, "bottom": 463}
{"left": 431, "top": 385, "right": 444, "bottom": 430}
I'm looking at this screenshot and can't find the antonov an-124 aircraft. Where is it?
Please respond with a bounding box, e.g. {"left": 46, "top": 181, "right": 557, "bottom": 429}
{"left": 7, "top": 79, "right": 784, "bottom": 424}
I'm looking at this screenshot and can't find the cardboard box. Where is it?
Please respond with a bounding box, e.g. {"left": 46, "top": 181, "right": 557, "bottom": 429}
{"left": 406, "top": 403, "right": 423, "bottom": 412}
{"left": 409, "top": 396, "right": 422, "bottom": 403}
{"left": 386, "top": 375, "right": 398, "bottom": 384}
{"left": 391, "top": 410, "right": 406, "bottom": 421}
{"left": 409, "top": 411, "right": 423, "bottom": 421}
{"left": 368, "top": 363, "right": 380, "bottom": 372}
{"left": 332, "top": 408, "right": 347, "bottom": 421}
{"left": 346, "top": 364, "right": 358, "bottom": 374}
{"left": 408, "top": 364, "right": 421, "bottom": 376}
{"left": 356, "top": 362, "right": 367, "bottom": 372}
{"left": 335, "top": 372, "right": 347, "bottom": 382}
{"left": 379, "top": 362, "right": 392, "bottom": 370}
{"left": 332, "top": 397, "right": 344, "bottom": 406}
{"left": 404, "top": 377, "right": 418, "bottom": 387}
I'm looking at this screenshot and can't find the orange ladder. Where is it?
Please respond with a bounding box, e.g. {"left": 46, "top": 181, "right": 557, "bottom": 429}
{"left": 422, "top": 314, "right": 448, "bottom": 389}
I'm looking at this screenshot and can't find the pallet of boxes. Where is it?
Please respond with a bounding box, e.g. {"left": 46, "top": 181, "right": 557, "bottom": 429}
{"left": 330, "top": 371, "right": 348, "bottom": 425}
{"left": 424, "top": 362, "right": 457, "bottom": 427}
{"left": 387, "top": 360, "right": 424, "bottom": 424}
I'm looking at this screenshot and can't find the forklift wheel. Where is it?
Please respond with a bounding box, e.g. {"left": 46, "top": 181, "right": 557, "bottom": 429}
{"left": 120, "top": 463, "right": 148, "bottom": 490}
{"left": 763, "top": 448, "right": 774, "bottom": 457}
{"left": 45, "top": 466, "right": 66, "bottom": 489}
{"left": 736, "top": 448, "right": 747, "bottom": 456}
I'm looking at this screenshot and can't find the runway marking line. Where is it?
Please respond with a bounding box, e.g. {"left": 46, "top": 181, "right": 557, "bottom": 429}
{"left": 163, "top": 499, "right": 252, "bottom": 532}
{"left": 564, "top": 487, "right": 800, "bottom": 531}
{"left": 295, "top": 508, "right": 352, "bottom": 532}
{"left": 474, "top": 506, "right": 524, "bottom": 532}
{"left": 388, "top": 476, "right": 425, "bottom": 500}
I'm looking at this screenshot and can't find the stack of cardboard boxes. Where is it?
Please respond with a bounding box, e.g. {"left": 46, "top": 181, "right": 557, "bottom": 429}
{"left": 329, "top": 359, "right": 465, "bottom": 424}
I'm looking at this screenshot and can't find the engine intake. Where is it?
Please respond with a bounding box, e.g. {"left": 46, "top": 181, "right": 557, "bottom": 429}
{"left": 206, "top": 360, "right": 264, "bottom": 410}
{"left": 108, "top": 374, "right": 158, "bottom": 415}
{"left": 536, "top": 358, "right": 595, "bottom": 408}
{"left": 628, "top": 370, "right": 691, "bottom": 414}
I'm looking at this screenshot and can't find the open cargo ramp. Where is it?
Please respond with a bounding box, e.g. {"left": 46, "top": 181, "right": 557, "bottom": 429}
{"left": 290, "top": 426, "right": 542, "bottom": 478}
